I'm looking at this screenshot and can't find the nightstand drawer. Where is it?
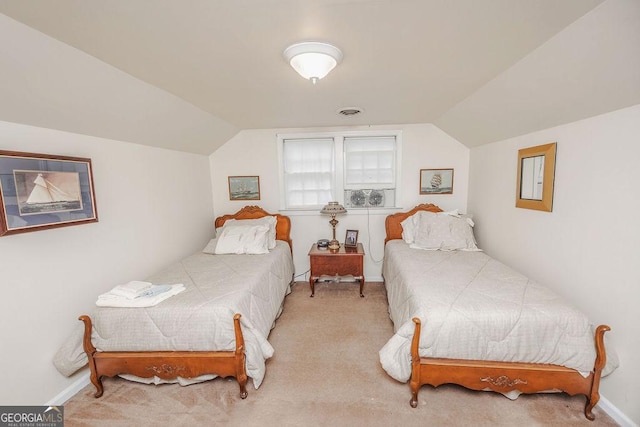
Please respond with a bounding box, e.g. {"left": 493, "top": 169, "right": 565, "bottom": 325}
{"left": 310, "top": 256, "right": 362, "bottom": 276}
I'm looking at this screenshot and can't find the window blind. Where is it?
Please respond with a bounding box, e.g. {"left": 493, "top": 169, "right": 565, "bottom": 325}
{"left": 282, "top": 138, "right": 334, "bottom": 208}
{"left": 344, "top": 136, "right": 396, "bottom": 187}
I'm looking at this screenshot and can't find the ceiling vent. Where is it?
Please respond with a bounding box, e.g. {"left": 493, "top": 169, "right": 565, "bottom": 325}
{"left": 338, "top": 107, "right": 363, "bottom": 116}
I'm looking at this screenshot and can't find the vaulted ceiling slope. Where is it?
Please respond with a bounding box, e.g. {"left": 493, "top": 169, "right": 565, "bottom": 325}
{"left": 1, "top": 0, "right": 639, "bottom": 154}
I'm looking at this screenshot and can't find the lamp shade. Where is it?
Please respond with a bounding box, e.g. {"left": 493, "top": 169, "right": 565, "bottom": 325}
{"left": 320, "top": 201, "right": 347, "bottom": 215}
{"left": 283, "top": 42, "right": 343, "bottom": 84}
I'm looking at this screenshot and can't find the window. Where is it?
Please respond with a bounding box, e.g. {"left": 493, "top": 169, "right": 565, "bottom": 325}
{"left": 278, "top": 131, "right": 401, "bottom": 210}
{"left": 281, "top": 138, "right": 334, "bottom": 209}
{"left": 344, "top": 136, "right": 396, "bottom": 188}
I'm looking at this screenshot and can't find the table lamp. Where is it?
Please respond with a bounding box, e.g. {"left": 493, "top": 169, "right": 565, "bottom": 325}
{"left": 320, "top": 201, "right": 347, "bottom": 251}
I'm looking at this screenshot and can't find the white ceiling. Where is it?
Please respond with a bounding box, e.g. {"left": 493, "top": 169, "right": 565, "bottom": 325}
{"left": 1, "top": 0, "right": 639, "bottom": 154}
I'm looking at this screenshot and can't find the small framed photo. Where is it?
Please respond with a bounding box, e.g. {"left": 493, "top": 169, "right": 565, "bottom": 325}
{"left": 420, "top": 168, "right": 454, "bottom": 195}
{"left": 228, "top": 176, "right": 260, "bottom": 200}
{"left": 344, "top": 229, "right": 359, "bottom": 247}
{"left": 0, "top": 150, "right": 98, "bottom": 236}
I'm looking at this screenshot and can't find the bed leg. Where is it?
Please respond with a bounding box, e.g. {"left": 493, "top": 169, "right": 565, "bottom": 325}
{"left": 89, "top": 370, "right": 104, "bottom": 398}
{"left": 410, "top": 389, "right": 419, "bottom": 408}
{"left": 585, "top": 397, "right": 597, "bottom": 421}
{"left": 409, "top": 317, "right": 422, "bottom": 408}
{"left": 584, "top": 325, "right": 610, "bottom": 421}
{"left": 78, "top": 315, "right": 104, "bottom": 398}
{"left": 233, "top": 314, "right": 248, "bottom": 399}
{"left": 239, "top": 382, "right": 248, "bottom": 399}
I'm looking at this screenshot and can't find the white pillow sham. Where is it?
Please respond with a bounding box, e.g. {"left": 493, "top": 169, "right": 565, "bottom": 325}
{"left": 213, "top": 224, "right": 270, "bottom": 254}
{"left": 220, "top": 216, "right": 277, "bottom": 249}
{"left": 400, "top": 210, "right": 463, "bottom": 244}
{"left": 406, "top": 210, "right": 480, "bottom": 251}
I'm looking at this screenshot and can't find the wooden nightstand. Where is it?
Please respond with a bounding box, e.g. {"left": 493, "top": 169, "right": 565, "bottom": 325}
{"left": 308, "top": 243, "right": 365, "bottom": 297}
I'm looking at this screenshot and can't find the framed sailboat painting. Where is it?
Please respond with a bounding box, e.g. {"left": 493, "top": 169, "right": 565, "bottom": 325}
{"left": 0, "top": 150, "right": 98, "bottom": 236}
{"left": 228, "top": 176, "right": 260, "bottom": 201}
{"left": 420, "top": 168, "right": 454, "bottom": 195}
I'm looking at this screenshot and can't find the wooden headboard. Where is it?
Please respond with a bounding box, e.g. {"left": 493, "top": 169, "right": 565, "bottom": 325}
{"left": 214, "top": 206, "right": 293, "bottom": 251}
{"left": 384, "top": 203, "right": 443, "bottom": 243}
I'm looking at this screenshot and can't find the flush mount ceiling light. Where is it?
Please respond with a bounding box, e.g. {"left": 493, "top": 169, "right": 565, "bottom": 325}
{"left": 283, "top": 41, "right": 343, "bottom": 84}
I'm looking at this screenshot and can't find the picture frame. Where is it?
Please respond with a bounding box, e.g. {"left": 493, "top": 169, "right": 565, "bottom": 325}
{"left": 516, "top": 142, "right": 556, "bottom": 212}
{"left": 228, "top": 176, "right": 260, "bottom": 201}
{"left": 420, "top": 168, "right": 454, "bottom": 195}
{"left": 344, "top": 229, "right": 359, "bottom": 247}
{"left": 0, "top": 150, "right": 98, "bottom": 236}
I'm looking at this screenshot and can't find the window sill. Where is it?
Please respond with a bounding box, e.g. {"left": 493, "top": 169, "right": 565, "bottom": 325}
{"left": 279, "top": 207, "right": 403, "bottom": 216}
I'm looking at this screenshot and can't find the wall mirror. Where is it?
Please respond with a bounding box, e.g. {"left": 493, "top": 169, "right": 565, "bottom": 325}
{"left": 516, "top": 142, "right": 556, "bottom": 212}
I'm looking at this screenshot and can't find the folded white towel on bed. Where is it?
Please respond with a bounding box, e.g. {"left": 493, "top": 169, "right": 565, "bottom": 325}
{"left": 108, "top": 280, "right": 153, "bottom": 299}
{"left": 96, "top": 284, "right": 185, "bottom": 307}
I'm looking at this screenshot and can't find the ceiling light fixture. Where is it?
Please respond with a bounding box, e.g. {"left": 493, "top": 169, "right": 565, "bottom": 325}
{"left": 283, "top": 41, "right": 343, "bottom": 84}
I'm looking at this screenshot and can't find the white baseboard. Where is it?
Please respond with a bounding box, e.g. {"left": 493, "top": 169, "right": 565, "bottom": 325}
{"left": 45, "top": 372, "right": 90, "bottom": 406}
{"left": 368, "top": 276, "right": 383, "bottom": 282}
{"left": 599, "top": 395, "right": 638, "bottom": 427}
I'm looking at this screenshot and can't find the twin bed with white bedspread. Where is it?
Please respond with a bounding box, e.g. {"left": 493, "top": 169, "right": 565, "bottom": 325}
{"left": 379, "top": 204, "right": 616, "bottom": 420}
{"left": 54, "top": 206, "right": 294, "bottom": 398}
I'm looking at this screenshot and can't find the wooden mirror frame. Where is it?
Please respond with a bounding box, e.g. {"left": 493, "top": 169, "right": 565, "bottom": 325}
{"left": 516, "top": 142, "right": 556, "bottom": 212}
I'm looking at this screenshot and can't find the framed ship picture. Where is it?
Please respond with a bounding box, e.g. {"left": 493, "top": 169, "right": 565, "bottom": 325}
{"left": 228, "top": 176, "right": 260, "bottom": 200}
{"left": 0, "top": 150, "right": 98, "bottom": 236}
{"left": 420, "top": 168, "right": 454, "bottom": 195}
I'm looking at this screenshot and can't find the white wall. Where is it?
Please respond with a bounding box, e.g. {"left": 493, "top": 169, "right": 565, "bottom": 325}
{"left": 435, "top": 0, "right": 640, "bottom": 148}
{"left": 0, "top": 13, "right": 237, "bottom": 155}
{"left": 468, "top": 104, "right": 640, "bottom": 425}
{"left": 209, "top": 123, "right": 469, "bottom": 281}
{"left": 0, "top": 121, "right": 214, "bottom": 405}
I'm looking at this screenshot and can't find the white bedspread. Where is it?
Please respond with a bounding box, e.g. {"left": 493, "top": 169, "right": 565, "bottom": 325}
{"left": 54, "top": 240, "right": 294, "bottom": 389}
{"left": 379, "top": 240, "right": 617, "bottom": 384}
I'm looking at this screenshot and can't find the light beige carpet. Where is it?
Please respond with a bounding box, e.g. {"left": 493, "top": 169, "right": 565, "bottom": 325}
{"left": 63, "top": 282, "right": 617, "bottom": 426}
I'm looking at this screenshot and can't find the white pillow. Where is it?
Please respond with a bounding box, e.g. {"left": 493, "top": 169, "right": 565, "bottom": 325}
{"left": 401, "top": 215, "right": 417, "bottom": 244}
{"left": 402, "top": 210, "right": 446, "bottom": 243}
{"left": 221, "top": 216, "right": 277, "bottom": 249}
{"left": 401, "top": 210, "right": 476, "bottom": 245}
{"left": 202, "top": 238, "right": 218, "bottom": 254}
{"left": 411, "top": 212, "right": 479, "bottom": 251}
{"left": 214, "top": 224, "right": 270, "bottom": 254}
{"left": 439, "top": 209, "right": 459, "bottom": 217}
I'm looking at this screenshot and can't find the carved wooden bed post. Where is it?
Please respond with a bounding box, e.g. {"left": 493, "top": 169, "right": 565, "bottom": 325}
{"left": 233, "top": 313, "right": 248, "bottom": 399}
{"left": 79, "top": 315, "right": 104, "bottom": 398}
{"left": 409, "top": 317, "right": 422, "bottom": 408}
{"left": 584, "top": 324, "right": 609, "bottom": 420}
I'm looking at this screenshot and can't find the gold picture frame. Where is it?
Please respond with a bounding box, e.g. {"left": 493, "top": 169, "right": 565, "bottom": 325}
{"left": 516, "top": 142, "right": 556, "bottom": 212}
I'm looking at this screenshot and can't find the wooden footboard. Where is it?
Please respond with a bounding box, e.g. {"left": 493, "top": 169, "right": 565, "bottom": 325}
{"left": 409, "top": 318, "right": 609, "bottom": 421}
{"left": 79, "top": 313, "right": 248, "bottom": 399}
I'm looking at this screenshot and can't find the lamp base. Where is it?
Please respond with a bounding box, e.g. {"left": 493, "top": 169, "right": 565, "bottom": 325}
{"left": 328, "top": 239, "right": 340, "bottom": 252}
